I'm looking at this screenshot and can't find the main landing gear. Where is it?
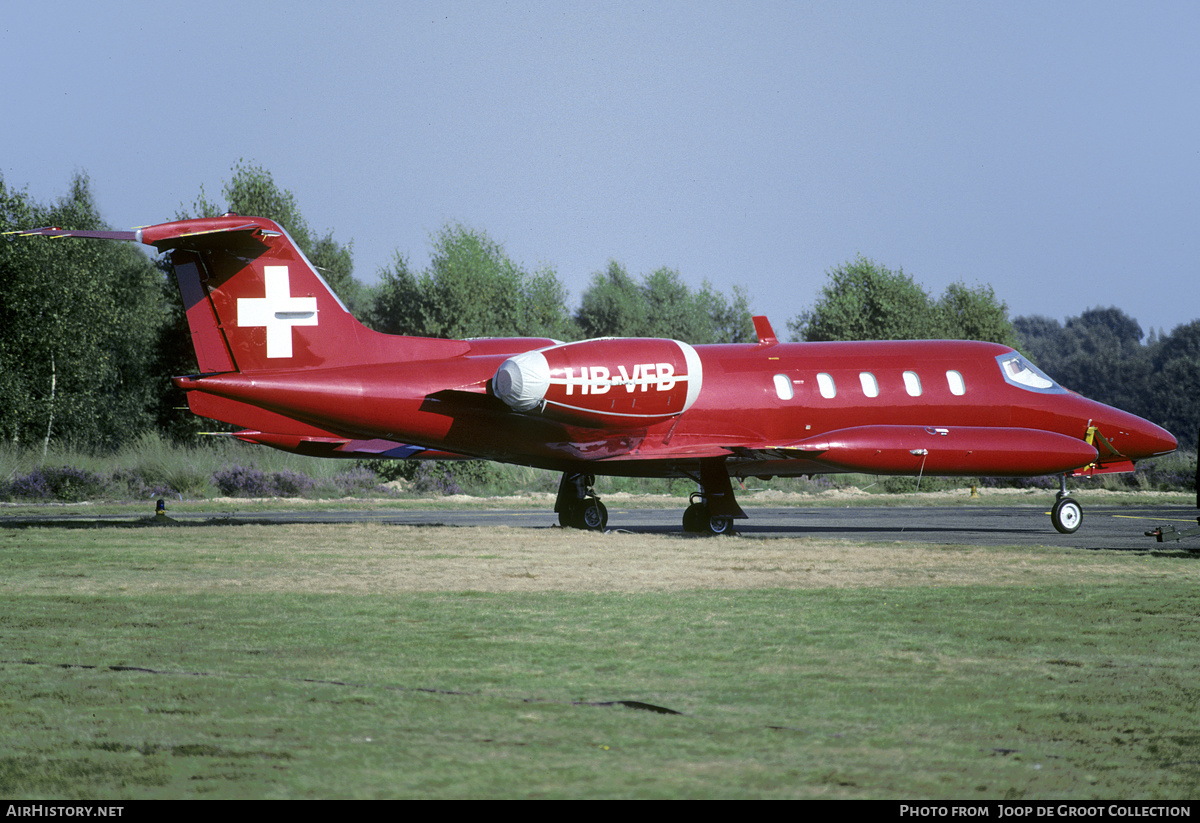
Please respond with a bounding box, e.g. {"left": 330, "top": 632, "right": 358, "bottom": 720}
{"left": 1051, "top": 475, "right": 1082, "bottom": 534}
{"left": 681, "top": 458, "right": 748, "bottom": 535}
{"left": 555, "top": 472, "right": 608, "bottom": 531}
{"left": 556, "top": 459, "right": 748, "bottom": 535}
{"left": 682, "top": 492, "right": 735, "bottom": 535}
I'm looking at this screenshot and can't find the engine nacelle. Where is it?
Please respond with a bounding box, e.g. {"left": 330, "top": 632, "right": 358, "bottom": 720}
{"left": 492, "top": 338, "right": 704, "bottom": 428}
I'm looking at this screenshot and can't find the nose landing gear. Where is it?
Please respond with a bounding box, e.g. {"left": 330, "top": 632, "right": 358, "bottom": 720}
{"left": 1051, "top": 475, "right": 1082, "bottom": 534}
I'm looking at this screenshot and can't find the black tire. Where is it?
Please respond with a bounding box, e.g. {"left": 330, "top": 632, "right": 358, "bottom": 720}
{"left": 682, "top": 502, "right": 706, "bottom": 533}
{"left": 1051, "top": 497, "right": 1082, "bottom": 534}
{"left": 579, "top": 500, "right": 608, "bottom": 531}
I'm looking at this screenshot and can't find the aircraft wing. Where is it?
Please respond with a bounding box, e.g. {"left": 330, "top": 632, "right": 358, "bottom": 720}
{"left": 722, "top": 425, "right": 1099, "bottom": 477}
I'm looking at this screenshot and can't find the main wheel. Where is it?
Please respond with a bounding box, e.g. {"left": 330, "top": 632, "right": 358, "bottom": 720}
{"left": 578, "top": 500, "right": 608, "bottom": 531}
{"left": 707, "top": 515, "right": 733, "bottom": 535}
{"left": 559, "top": 499, "right": 606, "bottom": 530}
{"left": 1051, "top": 497, "right": 1082, "bottom": 534}
{"left": 682, "top": 502, "right": 707, "bottom": 533}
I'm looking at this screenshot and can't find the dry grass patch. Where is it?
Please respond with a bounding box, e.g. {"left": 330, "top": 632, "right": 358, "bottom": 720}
{"left": 8, "top": 523, "right": 1192, "bottom": 596}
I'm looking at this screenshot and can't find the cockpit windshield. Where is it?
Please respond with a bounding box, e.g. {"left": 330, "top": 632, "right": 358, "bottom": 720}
{"left": 996, "top": 353, "right": 1063, "bottom": 394}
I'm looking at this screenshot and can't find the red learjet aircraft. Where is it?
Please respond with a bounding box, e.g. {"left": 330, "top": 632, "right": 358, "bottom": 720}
{"left": 12, "top": 216, "right": 1177, "bottom": 534}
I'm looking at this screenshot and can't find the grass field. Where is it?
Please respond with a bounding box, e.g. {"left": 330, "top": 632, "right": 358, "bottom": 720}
{"left": 3, "top": 519, "right": 1200, "bottom": 799}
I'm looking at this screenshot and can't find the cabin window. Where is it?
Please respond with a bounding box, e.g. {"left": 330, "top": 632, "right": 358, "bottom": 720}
{"left": 859, "top": 372, "right": 879, "bottom": 398}
{"left": 816, "top": 372, "right": 836, "bottom": 398}
{"left": 946, "top": 370, "right": 966, "bottom": 396}
{"left": 903, "top": 371, "right": 922, "bottom": 397}
{"left": 773, "top": 374, "right": 793, "bottom": 400}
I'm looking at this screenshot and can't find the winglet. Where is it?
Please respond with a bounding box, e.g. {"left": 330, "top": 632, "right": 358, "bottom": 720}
{"left": 753, "top": 316, "right": 778, "bottom": 346}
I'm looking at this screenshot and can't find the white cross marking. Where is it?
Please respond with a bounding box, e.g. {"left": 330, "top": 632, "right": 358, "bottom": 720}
{"left": 237, "top": 266, "right": 318, "bottom": 358}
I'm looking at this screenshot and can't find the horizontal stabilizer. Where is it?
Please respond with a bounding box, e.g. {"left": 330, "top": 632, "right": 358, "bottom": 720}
{"left": 145, "top": 223, "right": 268, "bottom": 254}
{"left": 2, "top": 226, "right": 139, "bottom": 241}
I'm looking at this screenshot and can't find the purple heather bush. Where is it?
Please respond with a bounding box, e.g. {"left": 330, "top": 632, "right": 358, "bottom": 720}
{"left": 270, "top": 469, "right": 316, "bottom": 497}
{"left": 408, "top": 463, "right": 462, "bottom": 496}
{"left": 4, "top": 466, "right": 108, "bottom": 502}
{"left": 211, "top": 465, "right": 331, "bottom": 497}
{"left": 212, "top": 465, "right": 273, "bottom": 497}
{"left": 333, "top": 465, "right": 385, "bottom": 495}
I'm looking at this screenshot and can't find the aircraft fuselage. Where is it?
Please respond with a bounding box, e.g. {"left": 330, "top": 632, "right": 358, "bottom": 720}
{"left": 176, "top": 336, "right": 1172, "bottom": 482}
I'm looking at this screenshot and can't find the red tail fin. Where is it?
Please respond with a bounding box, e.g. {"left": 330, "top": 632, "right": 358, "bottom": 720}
{"left": 143, "top": 216, "right": 468, "bottom": 372}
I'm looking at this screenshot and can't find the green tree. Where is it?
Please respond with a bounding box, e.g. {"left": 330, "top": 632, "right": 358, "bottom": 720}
{"left": 420, "top": 223, "right": 524, "bottom": 339}
{"left": 575, "top": 262, "right": 648, "bottom": 339}
{"left": 1147, "top": 320, "right": 1200, "bottom": 451}
{"left": 0, "top": 174, "right": 167, "bottom": 451}
{"left": 706, "top": 282, "right": 757, "bottom": 344}
{"left": 576, "top": 262, "right": 754, "bottom": 343}
{"left": 364, "top": 251, "right": 425, "bottom": 336}
{"left": 789, "top": 256, "right": 1017, "bottom": 346}
{"left": 520, "top": 265, "right": 577, "bottom": 340}
{"left": 1045, "top": 307, "right": 1151, "bottom": 416}
{"left": 789, "top": 256, "right": 939, "bottom": 342}
{"left": 368, "top": 223, "right": 578, "bottom": 340}
{"left": 937, "top": 282, "right": 1019, "bottom": 348}
{"left": 1016, "top": 309, "right": 1195, "bottom": 451}
{"left": 1013, "top": 315, "right": 1064, "bottom": 367}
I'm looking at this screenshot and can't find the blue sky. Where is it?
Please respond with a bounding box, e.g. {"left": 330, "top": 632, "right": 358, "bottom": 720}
{"left": 4, "top": 1, "right": 1197, "bottom": 338}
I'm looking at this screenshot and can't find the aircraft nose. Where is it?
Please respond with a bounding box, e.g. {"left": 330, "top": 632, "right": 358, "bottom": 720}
{"left": 1134, "top": 419, "right": 1178, "bottom": 459}
{"left": 1102, "top": 412, "right": 1177, "bottom": 461}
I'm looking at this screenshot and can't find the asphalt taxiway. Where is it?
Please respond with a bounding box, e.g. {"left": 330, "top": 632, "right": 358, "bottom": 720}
{"left": 4, "top": 503, "right": 1196, "bottom": 551}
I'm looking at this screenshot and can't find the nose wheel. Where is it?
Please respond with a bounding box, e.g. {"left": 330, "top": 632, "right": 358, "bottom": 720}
{"left": 1051, "top": 496, "right": 1082, "bottom": 534}
{"left": 1050, "top": 476, "right": 1082, "bottom": 534}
